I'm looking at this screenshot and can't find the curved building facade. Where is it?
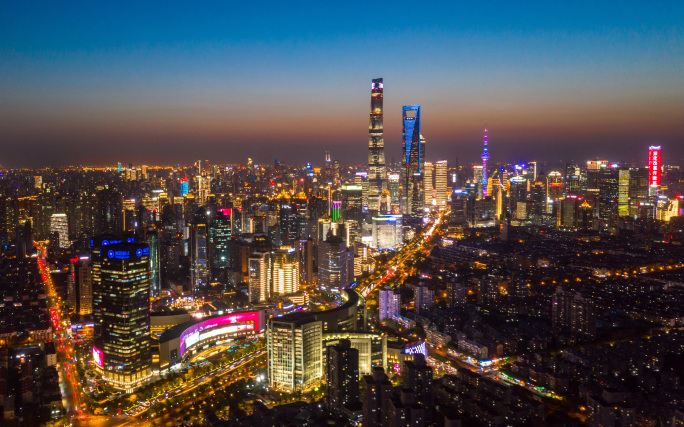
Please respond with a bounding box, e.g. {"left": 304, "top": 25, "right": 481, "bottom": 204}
{"left": 159, "top": 310, "right": 265, "bottom": 370}
{"left": 267, "top": 289, "right": 366, "bottom": 392}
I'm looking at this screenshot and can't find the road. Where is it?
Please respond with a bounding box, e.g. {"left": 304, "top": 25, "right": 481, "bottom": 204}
{"left": 358, "top": 211, "right": 446, "bottom": 298}
{"left": 37, "top": 245, "right": 101, "bottom": 425}
{"left": 114, "top": 349, "right": 267, "bottom": 426}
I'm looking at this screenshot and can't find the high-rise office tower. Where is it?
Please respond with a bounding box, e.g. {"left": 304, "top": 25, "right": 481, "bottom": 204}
{"left": 267, "top": 315, "right": 322, "bottom": 392}
{"left": 509, "top": 176, "right": 528, "bottom": 219}
{"left": 378, "top": 286, "right": 400, "bottom": 321}
{"left": 531, "top": 172, "right": 547, "bottom": 216}
{"left": 387, "top": 173, "right": 401, "bottom": 213}
{"left": 648, "top": 146, "right": 661, "bottom": 188}
{"left": 73, "top": 258, "right": 92, "bottom": 316}
{"left": 248, "top": 252, "right": 271, "bottom": 302}
{"left": 371, "top": 214, "right": 403, "bottom": 250}
{"left": 92, "top": 236, "right": 151, "bottom": 391}
{"left": 598, "top": 166, "right": 619, "bottom": 227}
{"left": 435, "top": 160, "right": 448, "bottom": 209}
{"left": 481, "top": 127, "right": 490, "bottom": 197}
{"left": 618, "top": 169, "right": 630, "bottom": 217}
{"left": 402, "top": 105, "right": 425, "bottom": 215}
{"left": 145, "top": 228, "right": 161, "bottom": 298}
{"left": 326, "top": 339, "right": 359, "bottom": 413}
{"left": 50, "top": 213, "right": 69, "bottom": 247}
{"left": 317, "top": 235, "right": 354, "bottom": 293}
{"left": 423, "top": 161, "right": 434, "bottom": 208}
{"left": 272, "top": 248, "right": 298, "bottom": 295}
{"left": 94, "top": 187, "right": 124, "bottom": 235}
{"left": 547, "top": 171, "right": 564, "bottom": 215}
{"left": 560, "top": 196, "right": 580, "bottom": 228}
{"left": 368, "top": 78, "right": 387, "bottom": 212}
{"left": 564, "top": 163, "right": 582, "bottom": 196}
{"left": 341, "top": 184, "right": 364, "bottom": 225}
{"left": 628, "top": 168, "right": 649, "bottom": 217}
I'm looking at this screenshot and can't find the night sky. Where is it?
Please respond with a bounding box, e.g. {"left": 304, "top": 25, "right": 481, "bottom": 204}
{"left": 1, "top": 2, "right": 683, "bottom": 168}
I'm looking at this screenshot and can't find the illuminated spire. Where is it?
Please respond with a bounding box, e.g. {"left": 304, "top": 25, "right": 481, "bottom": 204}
{"left": 481, "top": 125, "right": 490, "bottom": 197}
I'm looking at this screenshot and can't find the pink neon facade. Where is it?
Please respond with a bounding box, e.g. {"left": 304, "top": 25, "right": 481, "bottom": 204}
{"left": 93, "top": 346, "right": 104, "bottom": 367}
{"left": 179, "top": 311, "right": 261, "bottom": 356}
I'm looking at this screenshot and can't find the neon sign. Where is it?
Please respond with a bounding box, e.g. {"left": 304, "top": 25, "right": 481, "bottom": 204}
{"left": 648, "top": 146, "right": 661, "bottom": 186}
{"left": 179, "top": 311, "right": 262, "bottom": 356}
{"left": 93, "top": 346, "right": 104, "bottom": 367}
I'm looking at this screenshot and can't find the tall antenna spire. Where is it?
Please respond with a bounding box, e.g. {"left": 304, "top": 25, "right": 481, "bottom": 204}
{"left": 481, "top": 124, "right": 490, "bottom": 197}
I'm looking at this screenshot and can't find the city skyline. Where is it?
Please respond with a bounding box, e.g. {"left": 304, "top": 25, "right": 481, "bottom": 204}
{"left": 1, "top": 2, "right": 683, "bottom": 167}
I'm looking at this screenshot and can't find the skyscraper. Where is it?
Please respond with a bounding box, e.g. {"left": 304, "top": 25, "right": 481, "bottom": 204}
{"left": 481, "top": 127, "right": 490, "bottom": 197}
{"left": 435, "top": 160, "right": 448, "bottom": 209}
{"left": 248, "top": 252, "right": 271, "bottom": 302}
{"left": 317, "top": 235, "right": 354, "bottom": 293}
{"left": 50, "top": 213, "right": 69, "bottom": 247}
{"left": 402, "top": 105, "right": 425, "bottom": 215}
{"left": 368, "top": 78, "right": 387, "bottom": 212}
{"left": 326, "top": 339, "right": 359, "bottom": 414}
{"left": 94, "top": 187, "right": 124, "bottom": 235}
{"left": 378, "top": 286, "right": 400, "bottom": 321}
{"left": 267, "top": 315, "right": 322, "bottom": 392}
{"left": 73, "top": 258, "right": 92, "bottom": 316}
{"left": 92, "top": 236, "right": 151, "bottom": 391}
{"left": 272, "top": 248, "right": 298, "bottom": 295}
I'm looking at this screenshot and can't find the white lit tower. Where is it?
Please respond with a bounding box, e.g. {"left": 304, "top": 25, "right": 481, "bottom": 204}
{"left": 481, "top": 127, "right": 490, "bottom": 197}
{"left": 368, "top": 78, "right": 387, "bottom": 211}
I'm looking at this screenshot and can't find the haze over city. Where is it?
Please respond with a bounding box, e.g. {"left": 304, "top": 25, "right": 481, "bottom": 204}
{"left": 2, "top": 1, "right": 683, "bottom": 167}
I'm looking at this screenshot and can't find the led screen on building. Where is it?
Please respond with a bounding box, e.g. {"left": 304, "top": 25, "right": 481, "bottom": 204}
{"left": 179, "top": 311, "right": 261, "bottom": 356}
{"left": 649, "top": 146, "right": 661, "bottom": 186}
{"left": 93, "top": 346, "right": 104, "bottom": 368}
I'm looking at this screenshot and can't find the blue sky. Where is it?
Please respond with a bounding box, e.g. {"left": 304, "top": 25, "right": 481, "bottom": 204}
{"left": 1, "top": 1, "right": 683, "bottom": 167}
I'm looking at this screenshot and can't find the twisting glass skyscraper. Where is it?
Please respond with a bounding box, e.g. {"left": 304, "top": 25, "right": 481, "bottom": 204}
{"left": 368, "top": 78, "right": 386, "bottom": 212}
{"left": 402, "top": 105, "right": 425, "bottom": 215}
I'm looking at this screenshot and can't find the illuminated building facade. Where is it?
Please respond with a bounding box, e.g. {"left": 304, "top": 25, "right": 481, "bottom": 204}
{"left": 73, "top": 258, "right": 92, "bottom": 315}
{"left": 49, "top": 213, "right": 69, "bottom": 247}
{"left": 435, "top": 160, "right": 448, "bottom": 209}
{"left": 267, "top": 315, "right": 323, "bottom": 392}
{"left": 378, "top": 286, "right": 400, "bottom": 321}
{"left": 323, "top": 331, "right": 387, "bottom": 376}
{"left": 371, "top": 215, "right": 403, "bottom": 250}
{"left": 648, "top": 146, "right": 661, "bottom": 187}
{"left": 248, "top": 252, "right": 271, "bottom": 302}
{"left": 272, "top": 248, "right": 298, "bottom": 295}
{"left": 618, "top": 169, "right": 630, "bottom": 217}
{"left": 92, "top": 236, "right": 151, "bottom": 391}
{"left": 402, "top": 105, "right": 425, "bottom": 215}
{"left": 423, "top": 161, "right": 434, "bottom": 208}
{"left": 481, "top": 127, "right": 490, "bottom": 197}
{"left": 368, "top": 78, "right": 387, "bottom": 211}
{"left": 318, "top": 235, "right": 354, "bottom": 293}
{"left": 159, "top": 311, "right": 264, "bottom": 369}
{"left": 546, "top": 171, "right": 563, "bottom": 214}
{"left": 387, "top": 174, "right": 401, "bottom": 212}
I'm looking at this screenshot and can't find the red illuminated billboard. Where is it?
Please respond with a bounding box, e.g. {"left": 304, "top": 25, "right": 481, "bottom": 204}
{"left": 93, "top": 346, "right": 104, "bottom": 367}
{"left": 649, "top": 146, "right": 661, "bottom": 186}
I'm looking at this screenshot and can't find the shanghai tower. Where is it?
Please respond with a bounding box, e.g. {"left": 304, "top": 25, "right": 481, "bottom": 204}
{"left": 368, "top": 78, "right": 386, "bottom": 211}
